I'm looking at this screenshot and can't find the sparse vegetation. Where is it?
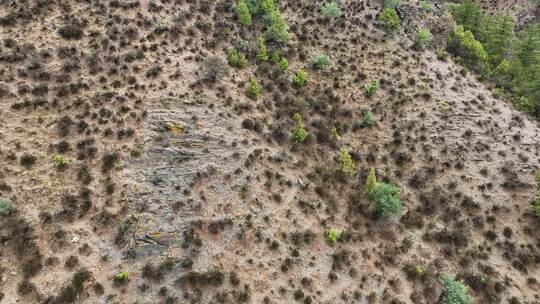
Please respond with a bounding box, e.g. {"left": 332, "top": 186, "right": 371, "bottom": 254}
{"left": 202, "top": 57, "right": 229, "bottom": 82}
{"left": 53, "top": 155, "right": 69, "bottom": 168}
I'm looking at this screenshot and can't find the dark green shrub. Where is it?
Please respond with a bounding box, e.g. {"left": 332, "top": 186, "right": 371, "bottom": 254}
{"left": 440, "top": 274, "right": 474, "bottom": 304}
{"left": 312, "top": 54, "right": 331, "bottom": 70}
{"left": 367, "top": 182, "right": 403, "bottom": 220}
{"left": 321, "top": 2, "right": 341, "bottom": 19}
{"left": 0, "top": 197, "right": 15, "bottom": 215}
{"left": 362, "top": 110, "right": 376, "bottom": 127}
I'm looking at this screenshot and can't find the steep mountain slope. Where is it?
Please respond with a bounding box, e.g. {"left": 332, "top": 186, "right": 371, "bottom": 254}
{"left": 0, "top": 0, "right": 538, "bottom": 303}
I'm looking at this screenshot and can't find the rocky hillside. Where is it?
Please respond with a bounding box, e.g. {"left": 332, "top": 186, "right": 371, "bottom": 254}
{"left": 0, "top": 0, "right": 539, "bottom": 303}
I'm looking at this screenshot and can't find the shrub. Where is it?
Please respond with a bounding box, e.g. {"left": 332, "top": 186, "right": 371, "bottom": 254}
{"left": 449, "top": 0, "right": 484, "bottom": 36}
{"left": 325, "top": 228, "right": 340, "bottom": 244}
{"left": 292, "top": 113, "right": 308, "bottom": 143}
{"left": 260, "top": 0, "right": 275, "bottom": 14}
{"left": 267, "top": 10, "right": 289, "bottom": 43}
{"left": 246, "top": 77, "right": 261, "bottom": 100}
{"left": 20, "top": 153, "right": 37, "bottom": 168}
{"left": 278, "top": 57, "right": 289, "bottom": 71}
{"left": 58, "top": 25, "right": 83, "bottom": 40}
{"left": 364, "top": 80, "right": 379, "bottom": 97}
{"left": 257, "top": 36, "right": 269, "bottom": 63}
{"left": 339, "top": 149, "right": 356, "bottom": 176}
{"left": 115, "top": 271, "right": 129, "bottom": 282}
{"left": 236, "top": 0, "right": 252, "bottom": 26}
{"left": 415, "top": 28, "right": 433, "bottom": 49}
{"left": 227, "top": 48, "right": 248, "bottom": 68}
{"left": 419, "top": 0, "right": 431, "bottom": 12}
{"left": 447, "top": 25, "right": 488, "bottom": 72}
{"left": 482, "top": 13, "right": 514, "bottom": 66}
{"left": 321, "top": 2, "right": 341, "bottom": 19}
{"left": 362, "top": 110, "right": 376, "bottom": 127}
{"left": 364, "top": 168, "right": 377, "bottom": 194}
{"left": 202, "top": 57, "right": 229, "bottom": 82}
{"left": 378, "top": 8, "right": 400, "bottom": 32}
{"left": 0, "top": 197, "right": 15, "bottom": 216}
{"left": 312, "top": 53, "right": 331, "bottom": 70}
{"left": 384, "top": 0, "right": 400, "bottom": 8}
{"left": 440, "top": 274, "right": 474, "bottom": 304}
{"left": 293, "top": 69, "right": 308, "bottom": 86}
{"left": 367, "top": 182, "right": 403, "bottom": 220}
{"left": 53, "top": 155, "right": 69, "bottom": 167}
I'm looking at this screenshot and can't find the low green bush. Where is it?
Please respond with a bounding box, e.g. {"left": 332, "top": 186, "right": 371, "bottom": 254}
{"left": 293, "top": 69, "right": 308, "bottom": 86}
{"left": 292, "top": 113, "right": 308, "bottom": 142}
{"left": 53, "top": 155, "right": 69, "bottom": 167}
{"left": 367, "top": 182, "right": 403, "bottom": 220}
{"left": 362, "top": 110, "right": 376, "bottom": 127}
{"left": 115, "top": 271, "right": 129, "bottom": 282}
{"left": 364, "top": 80, "right": 379, "bottom": 97}
{"left": 312, "top": 53, "right": 331, "bottom": 70}
{"left": 415, "top": 28, "right": 433, "bottom": 49}
{"left": 440, "top": 274, "right": 474, "bottom": 304}
{"left": 0, "top": 197, "right": 15, "bottom": 215}
{"left": 321, "top": 2, "right": 341, "bottom": 19}
{"left": 325, "top": 228, "right": 340, "bottom": 244}
{"left": 339, "top": 149, "right": 356, "bottom": 176}
{"left": 227, "top": 48, "right": 248, "bottom": 68}
{"left": 267, "top": 10, "right": 289, "bottom": 43}
{"left": 278, "top": 58, "right": 289, "bottom": 71}
{"left": 379, "top": 8, "right": 400, "bottom": 32}
{"left": 246, "top": 77, "right": 261, "bottom": 100}
{"left": 257, "top": 36, "right": 269, "bottom": 63}
{"left": 236, "top": 0, "right": 252, "bottom": 26}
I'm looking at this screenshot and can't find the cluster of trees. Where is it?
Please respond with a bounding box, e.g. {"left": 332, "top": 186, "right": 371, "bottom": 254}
{"left": 448, "top": 0, "right": 540, "bottom": 116}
